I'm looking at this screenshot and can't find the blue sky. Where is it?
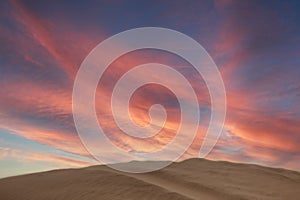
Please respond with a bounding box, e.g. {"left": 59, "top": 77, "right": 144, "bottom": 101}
{"left": 0, "top": 0, "right": 300, "bottom": 177}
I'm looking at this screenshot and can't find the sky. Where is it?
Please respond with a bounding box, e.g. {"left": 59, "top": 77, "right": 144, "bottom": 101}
{"left": 0, "top": 0, "right": 300, "bottom": 178}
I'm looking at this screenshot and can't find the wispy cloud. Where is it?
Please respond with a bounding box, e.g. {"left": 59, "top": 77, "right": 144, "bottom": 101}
{"left": 0, "top": 0, "right": 299, "bottom": 176}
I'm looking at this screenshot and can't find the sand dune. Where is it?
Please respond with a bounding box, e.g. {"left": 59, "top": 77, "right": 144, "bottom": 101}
{"left": 0, "top": 158, "right": 299, "bottom": 200}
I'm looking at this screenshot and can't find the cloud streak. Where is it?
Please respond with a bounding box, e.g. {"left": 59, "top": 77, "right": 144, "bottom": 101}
{"left": 0, "top": 0, "right": 299, "bottom": 176}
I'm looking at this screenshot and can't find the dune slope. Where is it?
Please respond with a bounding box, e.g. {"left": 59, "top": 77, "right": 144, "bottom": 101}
{"left": 0, "top": 159, "right": 299, "bottom": 200}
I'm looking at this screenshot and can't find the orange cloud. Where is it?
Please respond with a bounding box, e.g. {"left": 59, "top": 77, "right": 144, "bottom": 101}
{"left": 1, "top": 0, "right": 298, "bottom": 172}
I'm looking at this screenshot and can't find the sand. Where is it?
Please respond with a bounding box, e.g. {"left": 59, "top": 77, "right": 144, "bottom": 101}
{"left": 0, "top": 158, "right": 299, "bottom": 200}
